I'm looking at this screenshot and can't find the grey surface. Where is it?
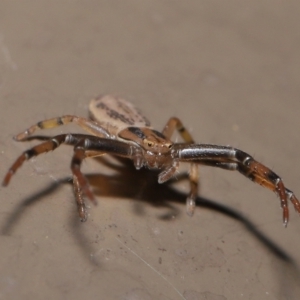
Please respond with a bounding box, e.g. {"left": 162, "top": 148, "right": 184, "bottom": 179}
{"left": 1, "top": 1, "right": 300, "bottom": 299}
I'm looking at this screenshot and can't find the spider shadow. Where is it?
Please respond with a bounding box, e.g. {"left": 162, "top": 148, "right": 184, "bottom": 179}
{"left": 78, "top": 157, "right": 300, "bottom": 298}
{"left": 2, "top": 155, "right": 300, "bottom": 288}
{"left": 86, "top": 157, "right": 298, "bottom": 261}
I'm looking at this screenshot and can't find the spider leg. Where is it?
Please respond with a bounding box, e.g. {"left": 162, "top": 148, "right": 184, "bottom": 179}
{"left": 3, "top": 133, "right": 138, "bottom": 221}
{"left": 73, "top": 175, "right": 87, "bottom": 222}
{"left": 68, "top": 136, "right": 141, "bottom": 220}
{"left": 71, "top": 146, "right": 107, "bottom": 222}
{"left": 162, "top": 117, "right": 199, "bottom": 216}
{"left": 70, "top": 140, "right": 101, "bottom": 221}
{"left": 14, "top": 115, "right": 110, "bottom": 141}
{"left": 71, "top": 150, "right": 106, "bottom": 221}
{"left": 2, "top": 134, "right": 85, "bottom": 186}
{"left": 174, "top": 144, "right": 300, "bottom": 226}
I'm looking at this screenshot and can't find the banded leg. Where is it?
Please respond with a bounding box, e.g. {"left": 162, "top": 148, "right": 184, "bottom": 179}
{"left": 174, "top": 144, "right": 300, "bottom": 226}
{"left": 234, "top": 149, "right": 300, "bottom": 226}
{"left": 2, "top": 134, "right": 84, "bottom": 186}
{"left": 206, "top": 159, "right": 300, "bottom": 226}
{"left": 70, "top": 143, "right": 117, "bottom": 221}
{"left": 2, "top": 133, "right": 110, "bottom": 187}
{"left": 69, "top": 136, "right": 139, "bottom": 220}
{"left": 200, "top": 159, "right": 300, "bottom": 225}
{"left": 3, "top": 132, "right": 137, "bottom": 221}
{"left": 14, "top": 115, "right": 110, "bottom": 141}
{"left": 162, "top": 117, "right": 199, "bottom": 216}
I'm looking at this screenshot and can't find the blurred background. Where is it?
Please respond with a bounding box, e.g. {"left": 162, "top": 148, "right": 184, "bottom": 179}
{"left": 1, "top": 1, "right": 300, "bottom": 299}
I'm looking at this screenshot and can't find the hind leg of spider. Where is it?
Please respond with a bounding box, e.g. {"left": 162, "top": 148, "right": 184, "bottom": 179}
{"left": 2, "top": 134, "right": 84, "bottom": 187}
{"left": 14, "top": 115, "right": 110, "bottom": 141}
{"left": 162, "top": 117, "right": 199, "bottom": 216}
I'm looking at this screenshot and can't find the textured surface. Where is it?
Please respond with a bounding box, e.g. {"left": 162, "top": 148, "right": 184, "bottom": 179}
{"left": 1, "top": 1, "right": 300, "bottom": 299}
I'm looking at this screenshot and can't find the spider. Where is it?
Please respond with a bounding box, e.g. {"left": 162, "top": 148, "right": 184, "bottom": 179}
{"left": 2, "top": 95, "right": 300, "bottom": 226}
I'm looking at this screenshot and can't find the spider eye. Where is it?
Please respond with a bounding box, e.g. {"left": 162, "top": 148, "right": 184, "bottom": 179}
{"left": 144, "top": 139, "right": 154, "bottom": 147}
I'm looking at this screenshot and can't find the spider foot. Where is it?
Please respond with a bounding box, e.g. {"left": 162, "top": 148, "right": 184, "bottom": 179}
{"left": 72, "top": 172, "right": 97, "bottom": 206}
{"left": 282, "top": 207, "right": 289, "bottom": 228}
{"left": 82, "top": 184, "right": 97, "bottom": 205}
{"left": 2, "top": 169, "right": 14, "bottom": 187}
{"left": 287, "top": 189, "right": 300, "bottom": 215}
{"left": 77, "top": 202, "right": 88, "bottom": 222}
{"left": 186, "top": 197, "right": 196, "bottom": 217}
{"left": 73, "top": 175, "right": 90, "bottom": 222}
{"left": 14, "top": 132, "right": 28, "bottom": 141}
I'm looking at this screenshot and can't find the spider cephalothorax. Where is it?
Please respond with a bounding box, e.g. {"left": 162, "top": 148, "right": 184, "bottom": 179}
{"left": 3, "top": 94, "right": 300, "bottom": 225}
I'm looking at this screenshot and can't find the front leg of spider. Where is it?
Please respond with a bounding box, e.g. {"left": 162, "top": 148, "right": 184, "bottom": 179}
{"left": 70, "top": 139, "right": 99, "bottom": 221}
{"left": 173, "top": 143, "right": 300, "bottom": 226}
{"left": 69, "top": 136, "right": 138, "bottom": 220}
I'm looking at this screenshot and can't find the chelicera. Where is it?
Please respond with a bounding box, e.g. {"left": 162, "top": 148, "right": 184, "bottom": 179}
{"left": 3, "top": 95, "right": 300, "bottom": 225}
